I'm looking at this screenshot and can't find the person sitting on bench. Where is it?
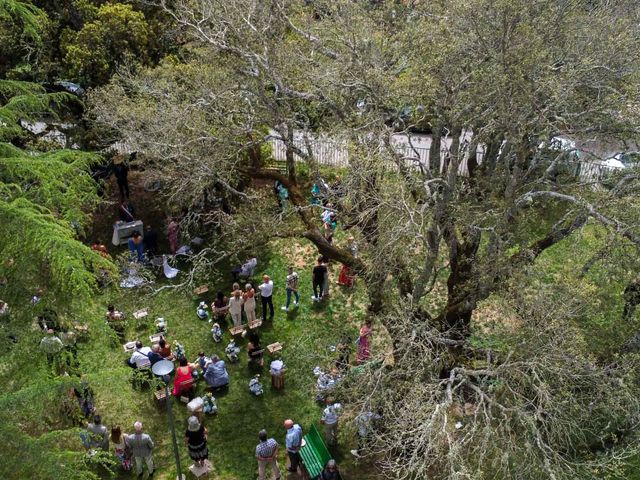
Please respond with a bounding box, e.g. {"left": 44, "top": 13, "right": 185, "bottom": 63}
{"left": 148, "top": 344, "right": 164, "bottom": 366}
{"left": 158, "top": 336, "right": 174, "bottom": 360}
{"left": 203, "top": 355, "right": 230, "bottom": 390}
{"left": 128, "top": 341, "right": 152, "bottom": 368}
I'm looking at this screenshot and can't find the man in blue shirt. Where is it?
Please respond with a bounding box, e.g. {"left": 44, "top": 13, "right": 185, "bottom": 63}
{"left": 284, "top": 419, "right": 303, "bottom": 473}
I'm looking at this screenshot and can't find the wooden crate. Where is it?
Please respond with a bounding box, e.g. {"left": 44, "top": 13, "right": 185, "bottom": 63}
{"left": 133, "top": 309, "right": 149, "bottom": 319}
{"left": 228, "top": 325, "right": 246, "bottom": 336}
{"left": 193, "top": 285, "right": 209, "bottom": 295}
{"left": 267, "top": 342, "right": 283, "bottom": 354}
{"left": 248, "top": 319, "right": 263, "bottom": 329}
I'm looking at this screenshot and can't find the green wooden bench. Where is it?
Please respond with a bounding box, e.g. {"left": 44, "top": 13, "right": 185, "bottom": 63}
{"left": 299, "top": 424, "right": 343, "bottom": 479}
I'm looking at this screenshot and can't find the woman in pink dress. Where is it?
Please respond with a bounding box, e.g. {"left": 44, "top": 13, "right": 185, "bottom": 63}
{"left": 356, "top": 319, "right": 373, "bottom": 364}
{"left": 167, "top": 218, "right": 180, "bottom": 254}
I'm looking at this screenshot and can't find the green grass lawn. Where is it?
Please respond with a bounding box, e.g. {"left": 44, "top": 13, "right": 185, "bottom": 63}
{"left": 80, "top": 238, "right": 371, "bottom": 479}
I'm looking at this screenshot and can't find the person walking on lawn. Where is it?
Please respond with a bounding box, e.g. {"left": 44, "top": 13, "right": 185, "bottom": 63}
{"left": 312, "top": 256, "right": 327, "bottom": 301}
{"left": 258, "top": 275, "right": 274, "bottom": 321}
{"left": 282, "top": 266, "right": 300, "bottom": 312}
{"left": 284, "top": 419, "right": 303, "bottom": 474}
{"left": 256, "top": 429, "right": 282, "bottom": 480}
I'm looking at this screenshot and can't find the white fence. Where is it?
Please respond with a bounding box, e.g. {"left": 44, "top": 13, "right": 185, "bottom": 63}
{"left": 269, "top": 130, "right": 485, "bottom": 175}
{"left": 269, "top": 130, "right": 624, "bottom": 183}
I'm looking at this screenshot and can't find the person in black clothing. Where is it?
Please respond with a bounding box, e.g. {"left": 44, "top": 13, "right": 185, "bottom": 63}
{"left": 144, "top": 224, "right": 158, "bottom": 256}
{"left": 113, "top": 156, "right": 130, "bottom": 200}
{"left": 312, "top": 256, "right": 327, "bottom": 301}
{"left": 247, "top": 331, "right": 264, "bottom": 367}
{"left": 320, "top": 459, "right": 341, "bottom": 480}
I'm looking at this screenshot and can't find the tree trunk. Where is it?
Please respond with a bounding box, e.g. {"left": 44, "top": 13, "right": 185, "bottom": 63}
{"left": 438, "top": 227, "right": 481, "bottom": 336}
{"left": 286, "top": 125, "right": 297, "bottom": 183}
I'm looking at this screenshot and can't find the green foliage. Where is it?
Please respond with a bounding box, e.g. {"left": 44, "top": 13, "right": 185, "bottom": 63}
{"left": 0, "top": 79, "right": 80, "bottom": 143}
{"left": 61, "top": 3, "right": 151, "bottom": 86}
{"left": 0, "top": 147, "right": 114, "bottom": 307}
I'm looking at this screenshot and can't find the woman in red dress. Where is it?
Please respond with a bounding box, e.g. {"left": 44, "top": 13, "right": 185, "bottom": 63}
{"left": 337, "top": 236, "right": 357, "bottom": 287}
{"left": 172, "top": 356, "right": 196, "bottom": 397}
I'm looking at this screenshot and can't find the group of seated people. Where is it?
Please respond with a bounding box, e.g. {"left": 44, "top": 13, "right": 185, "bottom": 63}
{"left": 126, "top": 337, "right": 174, "bottom": 369}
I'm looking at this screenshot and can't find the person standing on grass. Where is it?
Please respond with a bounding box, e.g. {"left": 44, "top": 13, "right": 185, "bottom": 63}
{"left": 126, "top": 421, "right": 154, "bottom": 478}
{"left": 212, "top": 291, "right": 229, "bottom": 324}
{"left": 282, "top": 266, "right": 300, "bottom": 312}
{"left": 144, "top": 224, "right": 158, "bottom": 257}
{"left": 167, "top": 218, "right": 180, "bottom": 255}
{"left": 243, "top": 283, "right": 257, "bottom": 324}
{"left": 256, "top": 429, "right": 281, "bottom": 480}
{"left": 284, "top": 419, "right": 303, "bottom": 473}
{"left": 356, "top": 319, "right": 373, "bottom": 364}
{"left": 259, "top": 275, "right": 274, "bottom": 321}
{"left": 111, "top": 425, "right": 132, "bottom": 470}
{"left": 229, "top": 289, "right": 244, "bottom": 327}
{"left": 113, "top": 155, "right": 130, "bottom": 200}
{"left": 320, "top": 398, "right": 341, "bottom": 447}
{"left": 337, "top": 236, "right": 357, "bottom": 287}
{"left": 185, "top": 416, "right": 209, "bottom": 468}
{"left": 320, "top": 459, "right": 341, "bottom": 480}
{"left": 86, "top": 414, "right": 109, "bottom": 451}
{"left": 322, "top": 256, "right": 330, "bottom": 298}
{"left": 312, "top": 256, "right": 328, "bottom": 301}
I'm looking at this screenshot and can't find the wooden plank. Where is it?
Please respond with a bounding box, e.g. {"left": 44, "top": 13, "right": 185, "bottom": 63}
{"left": 267, "top": 342, "right": 283, "bottom": 354}
{"left": 149, "top": 333, "right": 163, "bottom": 344}
{"left": 133, "top": 309, "right": 148, "bottom": 319}
{"left": 228, "top": 325, "right": 246, "bottom": 336}
{"left": 248, "top": 319, "right": 262, "bottom": 329}
{"left": 193, "top": 285, "right": 209, "bottom": 295}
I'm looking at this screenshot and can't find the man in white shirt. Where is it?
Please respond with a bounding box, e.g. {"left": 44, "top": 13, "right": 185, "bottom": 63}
{"left": 128, "top": 341, "right": 152, "bottom": 368}
{"left": 258, "top": 275, "right": 274, "bottom": 321}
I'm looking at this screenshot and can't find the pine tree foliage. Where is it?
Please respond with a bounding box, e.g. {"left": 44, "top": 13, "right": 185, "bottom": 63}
{"left": 0, "top": 0, "right": 43, "bottom": 42}
{"left": 0, "top": 79, "right": 79, "bottom": 142}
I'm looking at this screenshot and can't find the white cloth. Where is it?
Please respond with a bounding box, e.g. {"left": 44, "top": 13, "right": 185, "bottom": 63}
{"left": 258, "top": 280, "right": 273, "bottom": 297}
{"left": 162, "top": 255, "right": 179, "bottom": 279}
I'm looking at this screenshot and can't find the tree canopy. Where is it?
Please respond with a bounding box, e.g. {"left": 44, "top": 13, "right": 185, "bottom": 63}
{"left": 89, "top": 0, "right": 640, "bottom": 478}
